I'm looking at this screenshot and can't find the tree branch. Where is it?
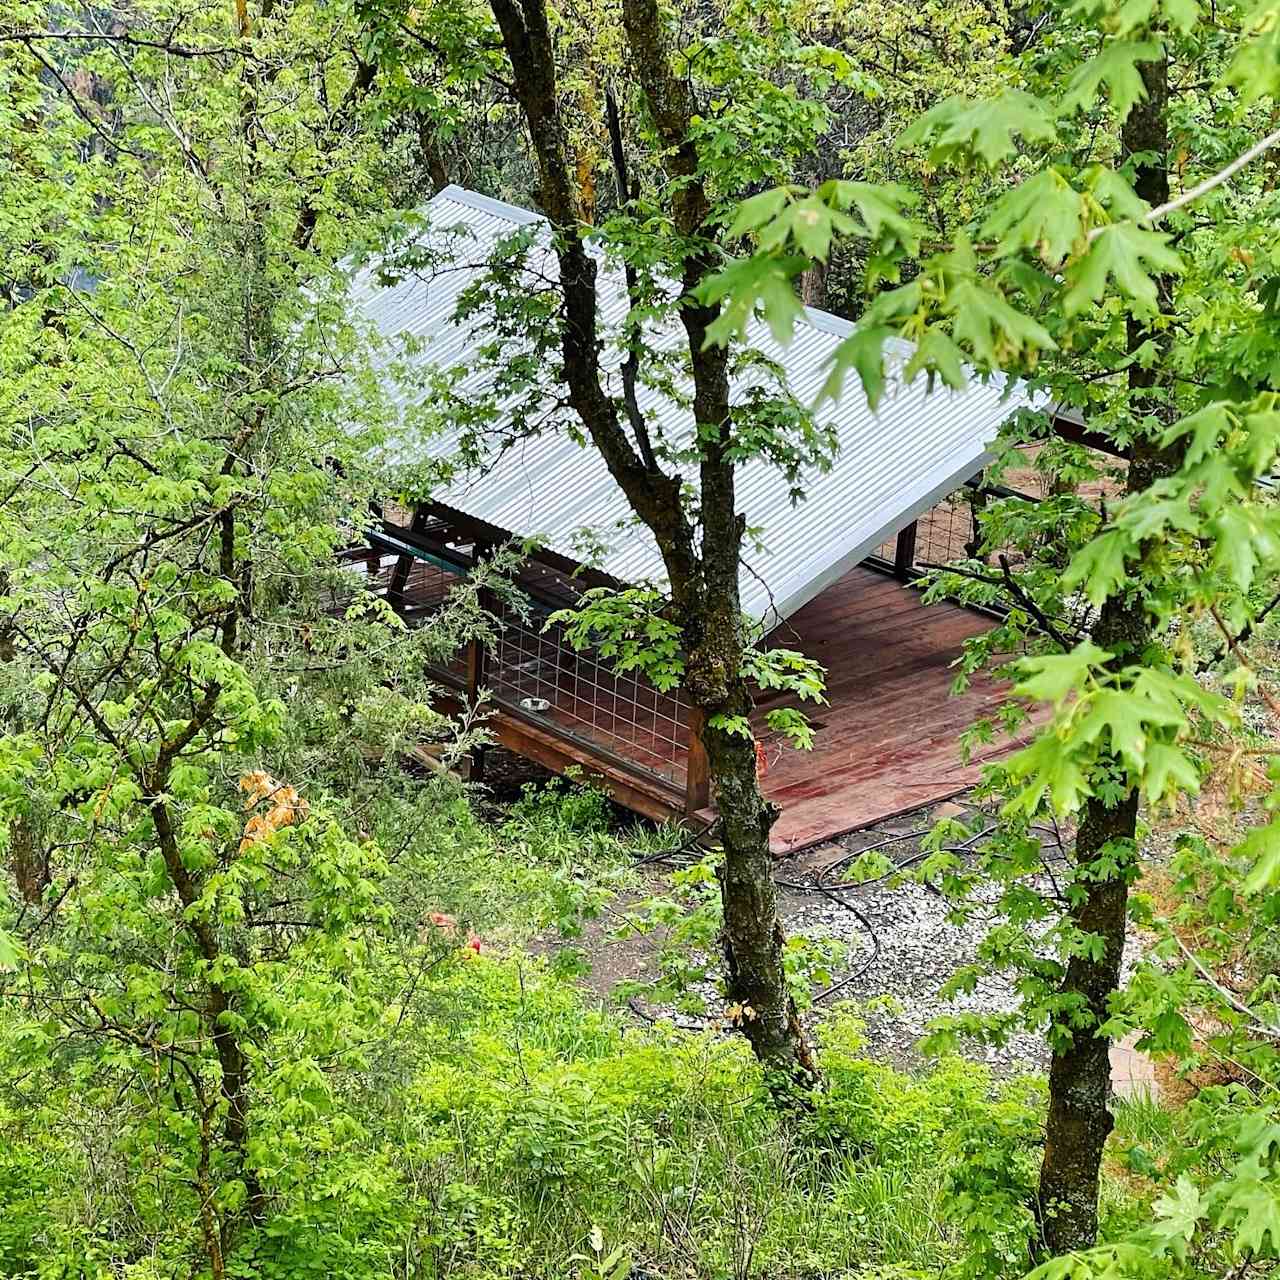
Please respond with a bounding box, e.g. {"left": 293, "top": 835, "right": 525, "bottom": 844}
{"left": 0, "top": 28, "right": 245, "bottom": 59}
{"left": 19, "top": 39, "right": 149, "bottom": 162}
{"left": 1088, "top": 125, "right": 1280, "bottom": 243}
{"left": 605, "top": 86, "right": 658, "bottom": 473}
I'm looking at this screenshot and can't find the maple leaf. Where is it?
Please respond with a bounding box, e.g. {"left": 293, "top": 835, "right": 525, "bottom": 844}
{"left": 1150, "top": 1175, "right": 1207, "bottom": 1246}
{"left": 824, "top": 180, "right": 923, "bottom": 254}
{"left": 0, "top": 928, "right": 21, "bottom": 973}
{"left": 1112, "top": 0, "right": 1201, "bottom": 33}
{"left": 1228, "top": 0, "right": 1280, "bottom": 102}
{"left": 1210, "top": 505, "right": 1272, "bottom": 592}
{"left": 1162, "top": 402, "right": 1237, "bottom": 465}
{"left": 1062, "top": 223, "right": 1184, "bottom": 316}
{"left": 945, "top": 280, "right": 1057, "bottom": 368}
{"left": 821, "top": 325, "right": 895, "bottom": 409}
{"left": 1141, "top": 742, "right": 1201, "bottom": 804}
{"left": 1012, "top": 641, "right": 1112, "bottom": 706}
{"left": 698, "top": 254, "right": 809, "bottom": 346}
{"left": 982, "top": 170, "right": 1086, "bottom": 267}
{"left": 903, "top": 329, "right": 968, "bottom": 392}
{"left": 1060, "top": 40, "right": 1164, "bottom": 121}
{"left": 1062, "top": 528, "right": 1133, "bottom": 605}
{"left": 775, "top": 197, "right": 859, "bottom": 261}
{"left": 1242, "top": 823, "right": 1280, "bottom": 894}
{"left": 898, "top": 91, "right": 1057, "bottom": 168}
{"left": 725, "top": 186, "right": 794, "bottom": 240}
{"left": 1228, "top": 1180, "right": 1280, "bottom": 1256}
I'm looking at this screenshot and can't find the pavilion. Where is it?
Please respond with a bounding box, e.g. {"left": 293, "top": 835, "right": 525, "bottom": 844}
{"left": 342, "top": 185, "right": 1048, "bottom": 851}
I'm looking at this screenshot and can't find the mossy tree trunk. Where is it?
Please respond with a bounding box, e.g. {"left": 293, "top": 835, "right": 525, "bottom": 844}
{"left": 1035, "top": 54, "right": 1173, "bottom": 1255}
{"left": 486, "top": 0, "right": 820, "bottom": 1095}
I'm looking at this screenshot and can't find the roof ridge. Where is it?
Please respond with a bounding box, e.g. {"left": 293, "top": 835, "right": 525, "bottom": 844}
{"left": 433, "top": 184, "right": 544, "bottom": 226}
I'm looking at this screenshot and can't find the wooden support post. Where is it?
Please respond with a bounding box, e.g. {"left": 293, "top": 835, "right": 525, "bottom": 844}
{"left": 893, "top": 520, "right": 918, "bottom": 580}
{"left": 386, "top": 506, "right": 430, "bottom": 611}
{"left": 964, "top": 473, "right": 988, "bottom": 560}
{"left": 685, "top": 706, "right": 710, "bottom": 815}
{"left": 461, "top": 631, "right": 488, "bottom": 783}
{"left": 366, "top": 499, "right": 384, "bottom": 579}
{"left": 462, "top": 539, "right": 495, "bottom": 783}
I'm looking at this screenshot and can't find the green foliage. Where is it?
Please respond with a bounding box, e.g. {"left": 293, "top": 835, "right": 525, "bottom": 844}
{"left": 549, "top": 589, "right": 684, "bottom": 690}
{"left": 1002, "top": 655, "right": 1230, "bottom": 815}
{"left": 704, "top": 0, "right": 1280, "bottom": 1267}
{"left": 898, "top": 91, "right": 1057, "bottom": 168}
{"left": 14, "top": 0, "right": 1280, "bottom": 1277}
{"left": 936, "top": 1079, "right": 1045, "bottom": 1278}
{"left": 551, "top": 590, "right": 827, "bottom": 748}
{"left": 1024, "top": 1093, "right": 1280, "bottom": 1277}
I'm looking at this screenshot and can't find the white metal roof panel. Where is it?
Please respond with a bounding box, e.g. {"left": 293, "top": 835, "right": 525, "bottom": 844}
{"left": 352, "top": 185, "right": 1043, "bottom": 624}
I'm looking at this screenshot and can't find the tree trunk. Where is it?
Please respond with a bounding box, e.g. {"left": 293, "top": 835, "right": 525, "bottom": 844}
{"left": 1036, "top": 734, "right": 1139, "bottom": 1251}
{"left": 1035, "top": 52, "right": 1171, "bottom": 1256}
{"left": 485, "top": 0, "right": 818, "bottom": 1094}
{"left": 799, "top": 258, "right": 827, "bottom": 309}
{"left": 682, "top": 288, "right": 819, "bottom": 1097}
{"left": 704, "top": 686, "right": 820, "bottom": 1090}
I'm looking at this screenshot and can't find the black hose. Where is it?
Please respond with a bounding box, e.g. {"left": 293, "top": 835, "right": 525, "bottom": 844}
{"left": 631, "top": 816, "right": 721, "bottom": 867}
{"left": 774, "top": 875, "right": 883, "bottom": 1004}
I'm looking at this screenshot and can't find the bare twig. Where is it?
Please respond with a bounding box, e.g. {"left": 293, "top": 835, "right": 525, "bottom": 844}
{"left": 1174, "top": 935, "right": 1280, "bottom": 1042}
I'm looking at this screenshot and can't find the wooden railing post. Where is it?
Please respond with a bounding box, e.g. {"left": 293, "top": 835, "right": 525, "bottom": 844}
{"left": 685, "top": 706, "right": 710, "bottom": 814}
{"left": 361, "top": 503, "right": 383, "bottom": 579}
{"left": 893, "top": 520, "right": 918, "bottom": 580}
{"left": 461, "top": 631, "right": 488, "bottom": 783}
{"left": 386, "top": 506, "right": 430, "bottom": 610}
{"left": 462, "top": 540, "right": 494, "bottom": 783}
{"left": 964, "top": 473, "right": 989, "bottom": 560}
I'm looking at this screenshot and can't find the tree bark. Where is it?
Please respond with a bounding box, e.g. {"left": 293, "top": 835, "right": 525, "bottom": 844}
{"left": 1036, "top": 732, "right": 1138, "bottom": 1251}
{"left": 1035, "top": 52, "right": 1172, "bottom": 1256}
{"left": 485, "top": 0, "right": 819, "bottom": 1094}
{"left": 799, "top": 258, "right": 827, "bottom": 309}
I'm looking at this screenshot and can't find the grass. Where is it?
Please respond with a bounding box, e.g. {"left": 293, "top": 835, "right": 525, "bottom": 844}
{"left": 379, "top": 778, "right": 1187, "bottom": 1279}
{"left": 0, "top": 775, "right": 1199, "bottom": 1280}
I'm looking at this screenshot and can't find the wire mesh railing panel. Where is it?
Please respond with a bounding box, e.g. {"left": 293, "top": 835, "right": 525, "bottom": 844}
{"left": 873, "top": 481, "right": 1041, "bottom": 575}
{"left": 873, "top": 491, "right": 981, "bottom": 566}
{"left": 335, "top": 531, "right": 691, "bottom": 792}
{"left": 914, "top": 492, "right": 985, "bottom": 566}
{"left": 485, "top": 595, "right": 690, "bottom": 787}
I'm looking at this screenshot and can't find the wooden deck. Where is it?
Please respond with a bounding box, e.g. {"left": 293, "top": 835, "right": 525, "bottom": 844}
{"left": 351, "top": 534, "right": 1025, "bottom": 853}
{"left": 752, "top": 566, "right": 1019, "bottom": 853}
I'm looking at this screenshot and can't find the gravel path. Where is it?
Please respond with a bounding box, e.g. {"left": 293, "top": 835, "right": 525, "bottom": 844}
{"left": 783, "top": 858, "right": 1051, "bottom": 1072}
{"left": 779, "top": 801, "right": 1151, "bottom": 1074}
{"left": 520, "top": 782, "right": 1155, "bottom": 1077}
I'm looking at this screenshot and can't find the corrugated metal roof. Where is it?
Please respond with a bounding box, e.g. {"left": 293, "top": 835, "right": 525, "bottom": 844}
{"left": 352, "top": 185, "right": 1044, "bottom": 624}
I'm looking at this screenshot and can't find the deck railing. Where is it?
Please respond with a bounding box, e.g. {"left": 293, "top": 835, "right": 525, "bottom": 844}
{"left": 872, "top": 476, "right": 1041, "bottom": 581}
{"left": 484, "top": 591, "right": 692, "bottom": 790}
{"left": 352, "top": 522, "right": 703, "bottom": 807}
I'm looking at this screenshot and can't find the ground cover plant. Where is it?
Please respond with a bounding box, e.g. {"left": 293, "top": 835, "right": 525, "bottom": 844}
{"left": 5, "top": 0, "right": 1280, "bottom": 1277}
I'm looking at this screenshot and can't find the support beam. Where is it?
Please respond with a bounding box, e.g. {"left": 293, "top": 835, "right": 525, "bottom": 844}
{"left": 386, "top": 506, "right": 431, "bottom": 610}
{"left": 462, "top": 540, "right": 495, "bottom": 783}
{"left": 461, "top": 634, "right": 488, "bottom": 783}
{"left": 422, "top": 500, "right": 623, "bottom": 592}
{"left": 1049, "top": 407, "right": 1131, "bottom": 460}
{"left": 893, "top": 521, "right": 918, "bottom": 580}
{"left": 685, "top": 706, "right": 710, "bottom": 814}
